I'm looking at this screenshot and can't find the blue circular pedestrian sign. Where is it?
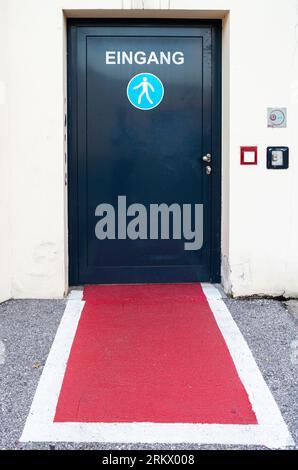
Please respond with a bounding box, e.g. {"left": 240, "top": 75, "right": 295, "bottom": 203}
{"left": 127, "top": 73, "right": 164, "bottom": 110}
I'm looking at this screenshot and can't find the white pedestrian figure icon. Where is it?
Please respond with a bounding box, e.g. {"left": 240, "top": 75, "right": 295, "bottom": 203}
{"left": 133, "top": 76, "right": 155, "bottom": 105}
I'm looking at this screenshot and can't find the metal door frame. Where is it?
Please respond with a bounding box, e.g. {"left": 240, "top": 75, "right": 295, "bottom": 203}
{"left": 67, "top": 19, "right": 222, "bottom": 285}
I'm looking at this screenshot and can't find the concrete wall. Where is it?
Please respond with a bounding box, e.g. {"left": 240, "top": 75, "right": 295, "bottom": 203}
{"left": 0, "top": 0, "right": 297, "bottom": 299}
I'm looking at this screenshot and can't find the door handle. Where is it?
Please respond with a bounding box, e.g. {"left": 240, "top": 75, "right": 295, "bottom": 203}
{"left": 205, "top": 166, "right": 212, "bottom": 175}
{"left": 202, "top": 153, "right": 211, "bottom": 163}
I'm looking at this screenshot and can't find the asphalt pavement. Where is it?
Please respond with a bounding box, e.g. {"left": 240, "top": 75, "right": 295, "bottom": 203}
{"left": 0, "top": 293, "right": 297, "bottom": 450}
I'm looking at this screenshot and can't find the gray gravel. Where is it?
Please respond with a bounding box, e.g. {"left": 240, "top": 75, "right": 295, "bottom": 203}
{"left": 284, "top": 300, "right": 298, "bottom": 320}
{"left": 224, "top": 298, "right": 298, "bottom": 448}
{"left": 0, "top": 299, "right": 66, "bottom": 450}
{"left": 0, "top": 295, "right": 297, "bottom": 450}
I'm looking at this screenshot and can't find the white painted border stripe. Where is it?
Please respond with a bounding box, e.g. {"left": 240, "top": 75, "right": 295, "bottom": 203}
{"left": 20, "top": 291, "right": 85, "bottom": 440}
{"left": 20, "top": 285, "right": 294, "bottom": 448}
{"left": 201, "top": 284, "right": 294, "bottom": 448}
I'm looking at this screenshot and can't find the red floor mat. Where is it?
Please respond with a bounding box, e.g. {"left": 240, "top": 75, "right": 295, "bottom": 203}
{"left": 54, "top": 284, "right": 257, "bottom": 424}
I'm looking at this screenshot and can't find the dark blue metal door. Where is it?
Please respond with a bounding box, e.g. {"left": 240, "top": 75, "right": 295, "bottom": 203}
{"left": 68, "top": 21, "right": 221, "bottom": 284}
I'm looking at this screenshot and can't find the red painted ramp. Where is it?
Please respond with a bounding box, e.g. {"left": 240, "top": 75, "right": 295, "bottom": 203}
{"left": 54, "top": 284, "right": 257, "bottom": 424}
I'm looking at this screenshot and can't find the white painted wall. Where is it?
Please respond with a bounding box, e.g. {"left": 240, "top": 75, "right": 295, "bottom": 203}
{"left": 0, "top": 0, "right": 297, "bottom": 299}
{"left": 0, "top": 0, "right": 12, "bottom": 302}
